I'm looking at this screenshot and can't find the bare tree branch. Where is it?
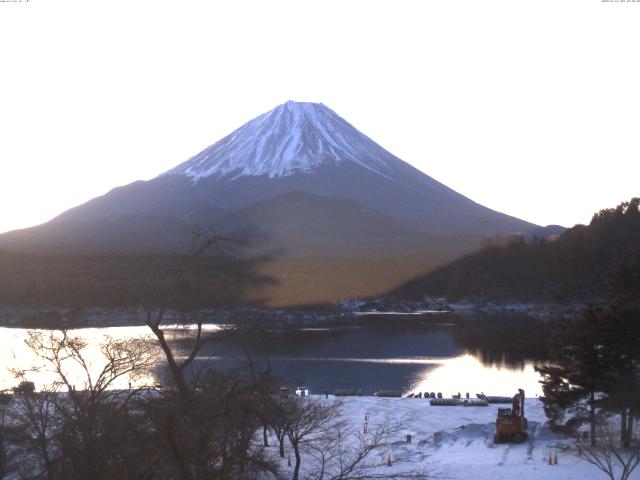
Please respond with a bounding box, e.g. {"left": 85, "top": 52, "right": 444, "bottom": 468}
{"left": 579, "top": 421, "right": 640, "bottom": 480}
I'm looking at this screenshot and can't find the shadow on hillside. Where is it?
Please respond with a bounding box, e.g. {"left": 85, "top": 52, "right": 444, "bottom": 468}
{"left": 0, "top": 235, "right": 278, "bottom": 327}
{"left": 389, "top": 199, "right": 640, "bottom": 305}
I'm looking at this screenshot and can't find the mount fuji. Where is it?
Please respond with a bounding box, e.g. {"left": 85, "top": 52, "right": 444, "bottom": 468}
{"left": 0, "top": 101, "right": 538, "bottom": 304}
{"left": 164, "top": 101, "right": 396, "bottom": 181}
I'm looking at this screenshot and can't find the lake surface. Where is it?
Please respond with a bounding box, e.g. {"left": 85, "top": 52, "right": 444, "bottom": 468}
{"left": 0, "top": 313, "right": 550, "bottom": 397}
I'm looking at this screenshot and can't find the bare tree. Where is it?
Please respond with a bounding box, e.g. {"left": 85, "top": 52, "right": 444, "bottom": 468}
{"left": 21, "top": 330, "right": 156, "bottom": 395}
{"left": 0, "top": 390, "right": 16, "bottom": 479}
{"left": 11, "top": 384, "right": 60, "bottom": 480}
{"left": 265, "top": 395, "right": 289, "bottom": 458}
{"left": 282, "top": 397, "right": 341, "bottom": 480}
{"left": 270, "top": 397, "right": 426, "bottom": 480}
{"left": 579, "top": 421, "right": 640, "bottom": 480}
{"left": 137, "top": 231, "right": 255, "bottom": 404}
{"left": 118, "top": 230, "right": 285, "bottom": 479}
{"left": 305, "top": 418, "right": 425, "bottom": 480}
{"left": 12, "top": 330, "right": 157, "bottom": 480}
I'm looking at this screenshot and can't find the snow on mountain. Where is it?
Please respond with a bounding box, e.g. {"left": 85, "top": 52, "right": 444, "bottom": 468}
{"left": 163, "top": 101, "right": 398, "bottom": 181}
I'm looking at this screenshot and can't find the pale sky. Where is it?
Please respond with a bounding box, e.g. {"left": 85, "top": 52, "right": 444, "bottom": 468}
{"left": 1, "top": 0, "right": 638, "bottom": 234}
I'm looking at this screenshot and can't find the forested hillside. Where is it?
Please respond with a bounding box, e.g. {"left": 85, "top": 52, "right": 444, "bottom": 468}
{"left": 394, "top": 198, "right": 640, "bottom": 303}
{"left": 0, "top": 247, "right": 272, "bottom": 310}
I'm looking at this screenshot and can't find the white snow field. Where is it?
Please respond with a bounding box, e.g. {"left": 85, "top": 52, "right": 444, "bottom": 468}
{"left": 270, "top": 395, "right": 639, "bottom": 479}
{"left": 162, "top": 101, "right": 397, "bottom": 181}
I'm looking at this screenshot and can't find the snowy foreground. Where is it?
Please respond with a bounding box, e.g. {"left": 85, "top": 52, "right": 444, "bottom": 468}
{"left": 270, "top": 395, "right": 638, "bottom": 480}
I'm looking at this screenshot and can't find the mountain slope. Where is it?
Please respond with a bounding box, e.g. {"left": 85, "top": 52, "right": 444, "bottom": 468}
{"left": 0, "top": 101, "right": 541, "bottom": 305}
{"left": 160, "top": 101, "right": 536, "bottom": 236}
{"left": 216, "top": 191, "right": 425, "bottom": 256}
{"left": 392, "top": 198, "right": 640, "bottom": 304}
{"left": 5, "top": 101, "right": 536, "bottom": 252}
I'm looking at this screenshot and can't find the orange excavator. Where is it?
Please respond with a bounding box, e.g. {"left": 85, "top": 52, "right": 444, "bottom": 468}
{"left": 494, "top": 388, "right": 529, "bottom": 443}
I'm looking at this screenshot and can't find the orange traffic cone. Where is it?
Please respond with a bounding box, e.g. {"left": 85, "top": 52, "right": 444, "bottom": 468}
{"left": 553, "top": 451, "right": 558, "bottom": 465}
{"left": 288, "top": 454, "right": 291, "bottom": 467}
{"left": 387, "top": 451, "right": 392, "bottom": 467}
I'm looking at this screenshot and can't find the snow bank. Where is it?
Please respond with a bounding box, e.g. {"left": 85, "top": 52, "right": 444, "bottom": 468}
{"left": 268, "top": 396, "right": 638, "bottom": 479}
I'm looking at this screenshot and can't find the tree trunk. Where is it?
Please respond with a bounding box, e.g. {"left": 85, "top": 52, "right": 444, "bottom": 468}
{"left": 38, "top": 432, "right": 56, "bottom": 480}
{"left": 589, "top": 391, "right": 596, "bottom": 446}
{"left": 278, "top": 434, "right": 285, "bottom": 458}
{"left": 624, "top": 410, "right": 633, "bottom": 448}
{"left": 0, "top": 435, "right": 6, "bottom": 480}
{"left": 148, "top": 325, "right": 192, "bottom": 405}
{"left": 165, "top": 411, "right": 193, "bottom": 480}
{"left": 292, "top": 442, "right": 301, "bottom": 480}
{"left": 621, "top": 408, "right": 628, "bottom": 446}
{"left": 263, "top": 424, "right": 269, "bottom": 447}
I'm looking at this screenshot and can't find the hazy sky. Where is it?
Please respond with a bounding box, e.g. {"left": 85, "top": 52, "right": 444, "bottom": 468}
{"left": 1, "top": 0, "right": 638, "bottom": 234}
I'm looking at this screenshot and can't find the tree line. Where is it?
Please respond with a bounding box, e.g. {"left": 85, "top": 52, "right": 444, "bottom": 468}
{"left": 395, "top": 198, "right": 640, "bottom": 304}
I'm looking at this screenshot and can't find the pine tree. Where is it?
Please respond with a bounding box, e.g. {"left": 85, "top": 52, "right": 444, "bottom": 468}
{"left": 537, "top": 249, "right": 640, "bottom": 446}
{"left": 536, "top": 310, "right": 606, "bottom": 445}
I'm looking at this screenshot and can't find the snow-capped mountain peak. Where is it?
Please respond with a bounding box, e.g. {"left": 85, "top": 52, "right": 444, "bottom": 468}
{"left": 163, "top": 101, "right": 397, "bottom": 181}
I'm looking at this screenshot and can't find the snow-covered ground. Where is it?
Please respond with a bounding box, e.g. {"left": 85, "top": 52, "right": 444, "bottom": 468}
{"left": 271, "top": 396, "right": 639, "bottom": 479}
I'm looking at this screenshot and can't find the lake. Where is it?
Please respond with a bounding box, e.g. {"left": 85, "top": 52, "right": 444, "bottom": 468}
{"left": 0, "top": 312, "right": 550, "bottom": 397}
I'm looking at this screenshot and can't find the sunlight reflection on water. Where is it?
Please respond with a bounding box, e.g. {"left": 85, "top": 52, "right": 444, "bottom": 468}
{"left": 0, "top": 327, "right": 162, "bottom": 391}
{"left": 408, "top": 353, "right": 542, "bottom": 397}
{"left": 0, "top": 322, "right": 543, "bottom": 397}
{"left": 0, "top": 325, "right": 228, "bottom": 392}
{"left": 262, "top": 354, "right": 542, "bottom": 397}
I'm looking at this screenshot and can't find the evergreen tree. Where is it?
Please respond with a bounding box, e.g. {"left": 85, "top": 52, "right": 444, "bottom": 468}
{"left": 598, "top": 251, "right": 640, "bottom": 447}
{"left": 537, "top": 249, "right": 640, "bottom": 446}
{"left": 536, "top": 310, "right": 606, "bottom": 445}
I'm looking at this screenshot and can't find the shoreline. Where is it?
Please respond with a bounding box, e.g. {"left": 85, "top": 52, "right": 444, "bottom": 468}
{"left": 0, "top": 298, "right": 584, "bottom": 329}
